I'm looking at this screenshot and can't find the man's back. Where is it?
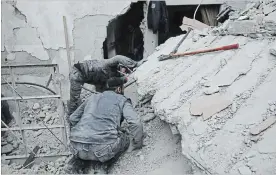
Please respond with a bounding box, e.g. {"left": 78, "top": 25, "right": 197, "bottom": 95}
{"left": 70, "top": 91, "right": 127, "bottom": 145}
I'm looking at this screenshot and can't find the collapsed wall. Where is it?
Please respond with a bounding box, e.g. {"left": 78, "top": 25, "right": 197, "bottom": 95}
{"left": 134, "top": 1, "right": 276, "bottom": 174}
{"left": 1, "top": 0, "right": 134, "bottom": 100}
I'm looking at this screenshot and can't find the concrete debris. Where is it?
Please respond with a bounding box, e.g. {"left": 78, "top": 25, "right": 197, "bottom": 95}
{"left": 263, "top": 3, "right": 276, "bottom": 15}
{"left": 269, "top": 42, "right": 276, "bottom": 56}
{"left": 180, "top": 16, "right": 210, "bottom": 32}
{"left": 2, "top": 144, "right": 14, "bottom": 154}
{"left": 238, "top": 16, "right": 249, "bottom": 20}
{"left": 6, "top": 135, "right": 14, "bottom": 143}
{"left": 190, "top": 93, "right": 232, "bottom": 120}
{"left": 231, "top": 102, "right": 238, "bottom": 113}
{"left": 32, "top": 103, "right": 40, "bottom": 110}
{"left": 227, "top": 20, "right": 259, "bottom": 35}
{"left": 238, "top": 166, "right": 252, "bottom": 175}
{"left": 2, "top": 141, "right": 8, "bottom": 146}
{"left": 250, "top": 116, "right": 276, "bottom": 135}
{"left": 204, "top": 86, "right": 220, "bottom": 95}
{"left": 142, "top": 113, "right": 156, "bottom": 123}
{"left": 42, "top": 105, "right": 51, "bottom": 111}
{"left": 43, "top": 115, "right": 52, "bottom": 123}
{"left": 269, "top": 105, "right": 275, "bottom": 112}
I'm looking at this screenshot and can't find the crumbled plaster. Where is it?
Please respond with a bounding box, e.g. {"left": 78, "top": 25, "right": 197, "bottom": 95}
{"left": 2, "top": 0, "right": 134, "bottom": 101}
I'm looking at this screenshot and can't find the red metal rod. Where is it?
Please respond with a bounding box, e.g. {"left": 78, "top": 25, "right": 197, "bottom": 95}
{"left": 173, "top": 43, "right": 239, "bottom": 57}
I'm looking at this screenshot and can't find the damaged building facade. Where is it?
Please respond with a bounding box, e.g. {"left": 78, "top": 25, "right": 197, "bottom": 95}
{"left": 3, "top": 0, "right": 274, "bottom": 174}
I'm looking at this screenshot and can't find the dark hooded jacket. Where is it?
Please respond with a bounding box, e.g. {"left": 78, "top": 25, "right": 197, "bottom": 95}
{"left": 147, "top": 1, "right": 169, "bottom": 34}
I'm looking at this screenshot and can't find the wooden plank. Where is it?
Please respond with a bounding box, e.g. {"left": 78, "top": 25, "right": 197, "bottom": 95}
{"left": 1, "top": 95, "right": 61, "bottom": 101}
{"left": 23, "top": 145, "right": 40, "bottom": 169}
{"left": 1, "top": 124, "right": 65, "bottom": 131}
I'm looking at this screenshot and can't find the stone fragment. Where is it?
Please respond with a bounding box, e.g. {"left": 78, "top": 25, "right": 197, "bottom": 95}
{"left": 35, "top": 130, "right": 43, "bottom": 137}
{"left": 269, "top": 105, "right": 275, "bottom": 112}
{"left": 1, "top": 157, "right": 11, "bottom": 165}
{"left": 204, "top": 86, "right": 219, "bottom": 95}
{"left": 190, "top": 93, "right": 232, "bottom": 120}
{"left": 142, "top": 113, "right": 156, "bottom": 122}
{"left": 269, "top": 42, "right": 276, "bottom": 56}
{"left": 229, "top": 102, "right": 237, "bottom": 115}
{"left": 139, "top": 155, "right": 144, "bottom": 161}
{"left": 250, "top": 116, "right": 276, "bottom": 135}
{"left": 42, "top": 105, "right": 51, "bottom": 111}
{"left": 6, "top": 135, "right": 13, "bottom": 143}
{"left": 2, "top": 144, "right": 14, "bottom": 154}
{"left": 246, "top": 151, "right": 257, "bottom": 158}
{"left": 12, "top": 141, "right": 19, "bottom": 149}
{"left": 37, "top": 112, "right": 45, "bottom": 118}
{"left": 264, "top": 21, "right": 276, "bottom": 31}
{"left": 238, "top": 165, "right": 252, "bottom": 175}
{"left": 44, "top": 115, "right": 52, "bottom": 123}
{"left": 192, "top": 120, "right": 208, "bottom": 136}
{"left": 250, "top": 136, "right": 260, "bottom": 142}
{"left": 169, "top": 124, "right": 179, "bottom": 135}
{"left": 238, "top": 16, "right": 249, "bottom": 20}
{"left": 227, "top": 20, "right": 259, "bottom": 35}
{"left": 32, "top": 103, "right": 40, "bottom": 110}
{"left": 1, "top": 141, "right": 8, "bottom": 146}
{"left": 263, "top": 4, "right": 276, "bottom": 15}
{"left": 264, "top": 11, "right": 276, "bottom": 23}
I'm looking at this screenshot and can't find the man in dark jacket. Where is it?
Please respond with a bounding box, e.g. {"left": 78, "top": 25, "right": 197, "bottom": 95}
{"left": 68, "top": 55, "right": 138, "bottom": 115}
{"left": 66, "top": 78, "right": 143, "bottom": 174}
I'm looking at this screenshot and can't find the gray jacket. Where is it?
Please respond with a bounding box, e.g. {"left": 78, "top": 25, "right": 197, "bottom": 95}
{"left": 74, "top": 55, "right": 137, "bottom": 85}
{"left": 69, "top": 91, "right": 143, "bottom": 148}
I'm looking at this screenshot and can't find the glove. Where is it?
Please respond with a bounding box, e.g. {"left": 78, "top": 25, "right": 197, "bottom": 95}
{"left": 104, "top": 55, "right": 137, "bottom": 69}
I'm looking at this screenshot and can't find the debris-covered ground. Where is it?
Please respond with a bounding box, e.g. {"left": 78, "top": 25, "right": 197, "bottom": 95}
{"left": 134, "top": 1, "right": 276, "bottom": 174}
{"left": 1, "top": 86, "right": 200, "bottom": 174}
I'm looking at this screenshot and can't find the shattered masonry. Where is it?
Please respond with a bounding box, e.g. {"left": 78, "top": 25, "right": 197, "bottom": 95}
{"left": 134, "top": 0, "right": 276, "bottom": 174}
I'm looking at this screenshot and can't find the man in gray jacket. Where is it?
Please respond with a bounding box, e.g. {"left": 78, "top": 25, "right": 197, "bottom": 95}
{"left": 66, "top": 78, "right": 143, "bottom": 174}
{"left": 68, "top": 55, "right": 138, "bottom": 115}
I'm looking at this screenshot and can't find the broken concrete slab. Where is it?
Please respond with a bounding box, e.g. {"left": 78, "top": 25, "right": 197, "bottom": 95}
{"left": 190, "top": 93, "right": 232, "bottom": 120}
{"left": 238, "top": 165, "right": 252, "bottom": 175}
{"left": 180, "top": 16, "right": 210, "bottom": 32}
{"left": 269, "top": 42, "right": 276, "bottom": 56}
{"left": 142, "top": 113, "right": 156, "bottom": 123}
{"left": 227, "top": 20, "right": 260, "bottom": 35}
{"left": 203, "top": 86, "right": 219, "bottom": 95}
{"left": 2, "top": 144, "right": 14, "bottom": 154}
{"left": 250, "top": 116, "right": 276, "bottom": 135}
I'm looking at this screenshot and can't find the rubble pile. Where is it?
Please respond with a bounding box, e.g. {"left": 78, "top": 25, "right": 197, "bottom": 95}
{"left": 213, "top": 0, "right": 276, "bottom": 38}
{"left": 134, "top": 0, "right": 276, "bottom": 174}
{"left": 1, "top": 99, "right": 65, "bottom": 173}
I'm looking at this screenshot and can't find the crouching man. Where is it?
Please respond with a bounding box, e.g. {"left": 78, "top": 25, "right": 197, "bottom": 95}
{"left": 66, "top": 78, "right": 143, "bottom": 174}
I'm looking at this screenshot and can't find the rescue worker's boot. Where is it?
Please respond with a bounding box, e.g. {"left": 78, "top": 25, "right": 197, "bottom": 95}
{"left": 64, "top": 155, "right": 84, "bottom": 174}
{"left": 93, "top": 162, "right": 108, "bottom": 174}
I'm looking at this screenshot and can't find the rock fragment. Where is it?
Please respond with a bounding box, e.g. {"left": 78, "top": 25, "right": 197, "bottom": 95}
{"left": 42, "top": 105, "right": 51, "bottom": 111}
{"left": 190, "top": 93, "right": 232, "bottom": 120}
{"left": 227, "top": 20, "right": 259, "bottom": 35}
{"left": 32, "top": 103, "right": 40, "bottom": 110}
{"left": 142, "top": 113, "right": 156, "bottom": 122}
{"left": 44, "top": 115, "right": 52, "bottom": 123}
{"left": 269, "top": 42, "right": 276, "bottom": 56}
{"left": 6, "top": 135, "right": 13, "bottom": 143}
{"left": 204, "top": 86, "right": 219, "bottom": 95}
{"left": 269, "top": 105, "right": 275, "bottom": 112}
{"left": 231, "top": 102, "right": 238, "bottom": 113}
{"left": 238, "top": 165, "right": 252, "bottom": 175}
{"left": 2, "top": 144, "right": 14, "bottom": 154}
{"left": 250, "top": 116, "right": 276, "bottom": 135}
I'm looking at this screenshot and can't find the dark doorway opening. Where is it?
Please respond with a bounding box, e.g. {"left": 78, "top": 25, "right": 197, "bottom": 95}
{"left": 103, "top": 1, "right": 144, "bottom": 61}
{"left": 161, "top": 5, "right": 220, "bottom": 45}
